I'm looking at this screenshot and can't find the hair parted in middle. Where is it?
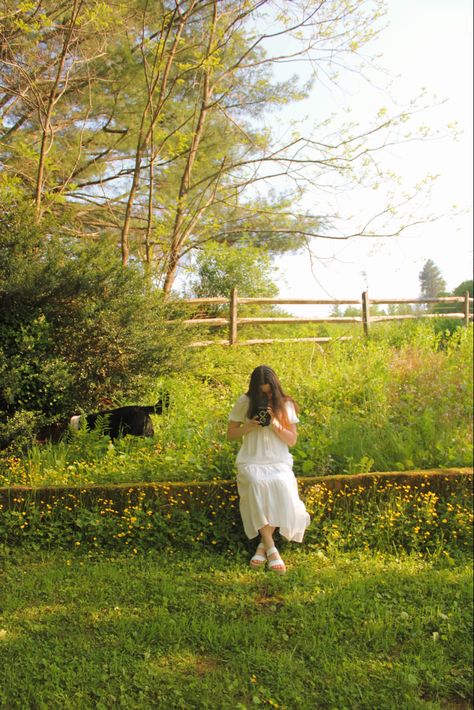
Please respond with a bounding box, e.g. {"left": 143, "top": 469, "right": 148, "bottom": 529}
{"left": 245, "top": 365, "right": 297, "bottom": 428}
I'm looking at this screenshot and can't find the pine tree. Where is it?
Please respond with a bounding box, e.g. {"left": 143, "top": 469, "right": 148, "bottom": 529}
{"left": 419, "top": 259, "right": 447, "bottom": 299}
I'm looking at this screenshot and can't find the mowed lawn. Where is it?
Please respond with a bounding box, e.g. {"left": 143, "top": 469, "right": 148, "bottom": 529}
{"left": 0, "top": 547, "right": 472, "bottom": 710}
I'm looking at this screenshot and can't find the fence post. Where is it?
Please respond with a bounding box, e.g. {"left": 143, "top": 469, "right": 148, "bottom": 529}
{"left": 229, "top": 288, "right": 238, "bottom": 344}
{"left": 465, "top": 291, "right": 471, "bottom": 327}
{"left": 362, "top": 290, "right": 370, "bottom": 336}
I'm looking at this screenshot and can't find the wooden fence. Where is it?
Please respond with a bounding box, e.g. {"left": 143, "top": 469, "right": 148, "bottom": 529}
{"left": 181, "top": 289, "right": 473, "bottom": 347}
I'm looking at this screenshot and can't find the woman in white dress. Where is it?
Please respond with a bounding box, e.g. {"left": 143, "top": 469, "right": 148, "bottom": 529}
{"left": 227, "top": 365, "right": 310, "bottom": 574}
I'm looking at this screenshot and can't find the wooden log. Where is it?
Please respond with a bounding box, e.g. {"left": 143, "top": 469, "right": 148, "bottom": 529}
{"left": 235, "top": 298, "right": 360, "bottom": 305}
{"left": 181, "top": 295, "right": 472, "bottom": 305}
{"left": 181, "top": 297, "right": 229, "bottom": 304}
{"left": 187, "top": 339, "right": 231, "bottom": 347}
{"left": 229, "top": 287, "right": 238, "bottom": 345}
{"left": 236, "top": 317, "right": 361, "bottom": 324}
{"left": 362, "top": 291, "right": 370, "bottom": 336}
{"left": 369, "top": 297, "right": 466, "bottom": 304}
{"left": 182, "top": 318, "right": 228, "bottom": 326}
{"left": 187, "top": 336, "right": 354, "bottom": 348}
{"left": 235, "top": 337, "right": 354, "bottom": 346}
{"left": 370, "top": 313, "right": 466, "bottom": 322}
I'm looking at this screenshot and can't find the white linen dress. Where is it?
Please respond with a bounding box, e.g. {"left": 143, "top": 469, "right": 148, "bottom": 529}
{"left": 229, "top": 394, "right": 311, "bottom": 542}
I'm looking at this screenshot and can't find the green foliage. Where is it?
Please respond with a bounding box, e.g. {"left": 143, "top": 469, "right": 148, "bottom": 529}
{"left": 304, "top": 474, "right": 473, "bottom": 557}
{"left": 185, "top": 241, "right": 280, "bottom": 322}
{"left": 453, "top": 280, "right": 473, "bottom": 297}
{"left": 0, "top": 190, "right": 189, "bottom": 451}
{"left": 434, "top": 279, "right": 473, "bottom": 321}
{"left": 0, "top": 411, "right": 38, "bottom": 456}
{"left": 0, "top": 548, "right": 471, "bottom": 709}
{"left": 1, "top": 321, "right": 471, "bottom": 481}
{"left": 188, "top": 242, "right": 278, "bottom": 300}
{"left": 0, "top": 473, "right": 472, "bottom": 559}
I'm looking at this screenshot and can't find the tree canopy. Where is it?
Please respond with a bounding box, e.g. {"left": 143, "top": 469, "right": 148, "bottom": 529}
{"left": 1, "top": 0, "right": 435, "bottom": 293}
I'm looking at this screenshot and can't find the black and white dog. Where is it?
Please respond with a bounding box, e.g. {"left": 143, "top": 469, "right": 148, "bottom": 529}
{"left": 70, "top": 398, "right": 168, "bottom": 441}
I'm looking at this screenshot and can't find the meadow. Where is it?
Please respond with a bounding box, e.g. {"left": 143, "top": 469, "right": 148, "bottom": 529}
{"left": 1, "top": 470, "right": 472, "bottom": 708}
{"left": 0, "top": 321, "right": 472, "bottom": 488}
{"left": 0, "top": 321, "right": 472, "bottom": 709}
{"left": 0, "top": 546, "right": 472, "bottom": 710}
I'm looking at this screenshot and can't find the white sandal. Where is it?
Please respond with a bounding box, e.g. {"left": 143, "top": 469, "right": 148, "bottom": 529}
{"left": 250, "top": 543, "right": 267, "bottom": 568}
{"left": 266, "top": 546, "right": 286, "bottom": 574}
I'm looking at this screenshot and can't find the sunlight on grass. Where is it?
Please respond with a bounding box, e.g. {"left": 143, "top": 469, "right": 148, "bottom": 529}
{"left": 1, "top": 323, "right": 472, "bottom": 486}
{"left": 1, "top": 547, "right": 471, "bottom": 709}
{"left": 17, "top": 604, "right": 68, "bottom": 621}
{"left": 149, "top": 650, "right": 222, "bottom": 676}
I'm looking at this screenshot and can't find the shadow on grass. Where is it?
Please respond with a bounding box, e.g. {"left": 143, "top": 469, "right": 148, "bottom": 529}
{"left": 0, "top": 548, "right": 472, "bottom": 710}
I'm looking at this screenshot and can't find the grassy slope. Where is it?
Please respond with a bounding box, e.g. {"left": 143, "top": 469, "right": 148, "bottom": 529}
{"left": 5, "top": 322, "right": 472, "bottom": 488}
{"left": 0, "top": 548, "right": 472, "bottom": 710}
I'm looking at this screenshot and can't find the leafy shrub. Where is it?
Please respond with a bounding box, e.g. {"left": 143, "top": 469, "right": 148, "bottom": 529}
{"left": 0, "top": 189, "right": 189, "bottom": 450}
{"left": 0, "top": 411, "right": 38, "bottom": 456}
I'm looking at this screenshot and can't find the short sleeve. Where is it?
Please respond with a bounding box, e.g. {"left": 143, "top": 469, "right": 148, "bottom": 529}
{"left": 228, "top": 394, "right": 249, "bottom": 422}
{"left": 285, "top": 400, "right": 299, "bottom": 424}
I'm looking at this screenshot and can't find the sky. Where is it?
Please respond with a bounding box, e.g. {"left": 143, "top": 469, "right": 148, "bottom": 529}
{"left": 272, "top": 0, "right": 473, "bottom": 314}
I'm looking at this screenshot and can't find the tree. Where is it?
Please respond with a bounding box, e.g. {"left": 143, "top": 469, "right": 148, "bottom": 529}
{"left": 453, "top": 280, "right": 473, "bottom": 298}
{"left": 185, "top": 241, "right": 278, "bottom": 320}
{"left": 343, "top": 306, "right": 361, "bottom": 318}
{"left": 0, "top": 183, "right": 187, "bottom": 450}
{"left": 188, "top": 242, "right": 277, "bottom": 300}
{"left": 1, "top": 0, "right": 442, "bottom": 294}
{"left": 387, "top": 303, "right": 415, "bottom": 316}
{"left": 0, "top": 0, "right": 119, "bottom": 221}
{"left": 419, "top": 259, "right": 447, "bottom": 299}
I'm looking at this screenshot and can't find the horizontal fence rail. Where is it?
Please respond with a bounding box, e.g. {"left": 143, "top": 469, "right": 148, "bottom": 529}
{"left": 180, "top": 290, "right": 473, "bottom": 347}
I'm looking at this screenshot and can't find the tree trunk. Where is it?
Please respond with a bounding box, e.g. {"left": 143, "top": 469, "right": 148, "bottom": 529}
{"left": 162, "top": 0, "right": 217, "bottom": 294}
{"left": 34, "top": 0, "right": 83, "bottom": 221}
{"left": 120, "top": 3, "right": 196, "bottom": 266}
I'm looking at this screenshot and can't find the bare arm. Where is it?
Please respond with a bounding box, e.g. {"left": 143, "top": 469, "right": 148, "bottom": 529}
{"left": 227, "top": 419, "right": 261, "bottom": 441}
{"left": 270, "top": 419, "right": 298, "bottom": 447}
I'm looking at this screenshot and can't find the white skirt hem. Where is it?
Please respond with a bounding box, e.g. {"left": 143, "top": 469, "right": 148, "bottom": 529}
{"left": 236, "top": 462, "right": 310, "bottom": 542}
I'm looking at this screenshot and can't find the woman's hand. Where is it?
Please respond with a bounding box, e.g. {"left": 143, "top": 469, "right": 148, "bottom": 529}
{"left": 227, "top": 419, "right": 260, "bottom": 440}
{"left": 269, "top": 415, "right": 298, "bottom": 447}
{"left": 245, "top": 419, "right": 262, "bottom": 434}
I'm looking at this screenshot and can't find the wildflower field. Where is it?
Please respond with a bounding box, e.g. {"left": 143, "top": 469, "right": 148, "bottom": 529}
{"left": 0, "top": 323, "right": 472, "bottom": 708}
{"left": 0, "top": 472, "right": 472, "bottom": 561}
{"left": 1, "top": 323, "right": 472, "bottom": 488}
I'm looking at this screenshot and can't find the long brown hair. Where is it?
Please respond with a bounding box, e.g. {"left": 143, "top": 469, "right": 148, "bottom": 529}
{"left": 246, "top": 365, "right": 297, "bottom": 428}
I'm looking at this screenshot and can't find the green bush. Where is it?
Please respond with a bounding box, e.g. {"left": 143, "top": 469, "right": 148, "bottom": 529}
{"left": 0, "top": 188, "right": 189, "bottom": 452}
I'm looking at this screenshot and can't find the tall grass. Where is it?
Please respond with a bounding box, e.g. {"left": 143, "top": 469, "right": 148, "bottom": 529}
{"left": 0, "top": 322, "right": 472, "bottom": 486}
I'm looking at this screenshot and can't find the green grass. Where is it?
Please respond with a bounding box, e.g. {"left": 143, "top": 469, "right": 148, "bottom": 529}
{"left": 1, "top": 322, "right": 472, "bottom": 487}
{"left": 1, "top": 548, "right": 472, "bottom": 710}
